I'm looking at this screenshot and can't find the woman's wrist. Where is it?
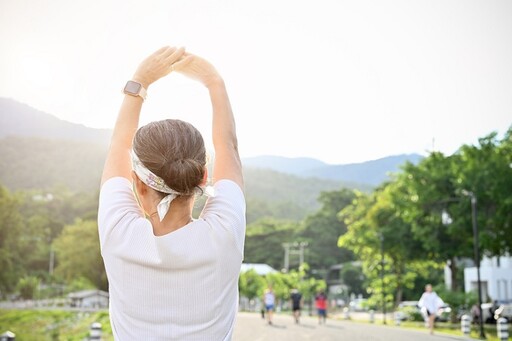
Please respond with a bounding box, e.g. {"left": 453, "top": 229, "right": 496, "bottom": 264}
{"left": 206, "top": 76, "right": 225, "bottom": 91}
{"left": 131, "top": 76, "right": 151, "bottom": 90}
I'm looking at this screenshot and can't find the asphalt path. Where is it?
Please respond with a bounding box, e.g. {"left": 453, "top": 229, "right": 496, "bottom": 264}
{"left": 232, "top": 312, "right": 470, "bottom": 341}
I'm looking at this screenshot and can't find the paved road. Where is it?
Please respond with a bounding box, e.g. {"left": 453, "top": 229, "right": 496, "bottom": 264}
{"left": 233, "top": 312, "right": 469, "bottom": 341}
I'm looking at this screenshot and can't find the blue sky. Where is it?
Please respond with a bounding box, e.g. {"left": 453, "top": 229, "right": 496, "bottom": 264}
{"left": 0, "top": 0, "right": 510, "bottom": 164}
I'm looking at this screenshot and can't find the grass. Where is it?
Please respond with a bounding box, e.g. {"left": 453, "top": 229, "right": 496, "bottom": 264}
{"left": 337, "top": 315, "right": 505, "bottom": 341}
{"left": 0, "top": 309, "right": 113, "bottom": 341}
{"left": 1, "top": 309, "right": 508, "bottom": 340}
{"left": 399, "top": 320, "right": 504, "bottom": 341}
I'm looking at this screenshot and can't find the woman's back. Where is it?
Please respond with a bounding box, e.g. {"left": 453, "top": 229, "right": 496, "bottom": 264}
{"left": 99, "top": 178, "right": 245, "bottom": 339}
{"left": 99, "top": 46, "right": 245, "bottom": 339}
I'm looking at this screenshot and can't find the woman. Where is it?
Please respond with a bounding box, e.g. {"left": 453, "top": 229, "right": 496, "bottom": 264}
{"left": 263, "top": 286, "right": 275, "bottom": 325}
{"left": 315, "top": 291, "right": 327, "bottom": 324}
{"left": 98, "top": 46, "right": 245, "bottom": 340}
{"left": 418, "top": 284, "right": 444, "bottom": 335}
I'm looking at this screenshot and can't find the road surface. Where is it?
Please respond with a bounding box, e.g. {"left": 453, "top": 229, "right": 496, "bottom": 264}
{"left": 233, "top": 312, "right": 469, "bottom": 341}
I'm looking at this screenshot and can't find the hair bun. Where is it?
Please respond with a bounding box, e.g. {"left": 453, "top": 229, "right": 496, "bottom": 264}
{"left": 133, "top": 119, "right": 207, "bottom": 196}
{"left": 162, "top": 158, "right": 204, "bottom": 195}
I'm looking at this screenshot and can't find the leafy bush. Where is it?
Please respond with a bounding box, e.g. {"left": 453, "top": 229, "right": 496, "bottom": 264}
{"left": 16, "top": 276, "right": 40, "bottom": 300}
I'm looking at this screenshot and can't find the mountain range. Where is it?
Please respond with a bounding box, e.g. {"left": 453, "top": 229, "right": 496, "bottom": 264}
{"left": 0, "top": 98, "right": 423, "bottom": 221}
{"left": 0, "top": 98, "right": 111, "bottom": 146}
{"left": 242, "top": 154, "right": 423, "bottom": 186}
{"left": 0, "top": 97, "right": 422, "bottom": 187}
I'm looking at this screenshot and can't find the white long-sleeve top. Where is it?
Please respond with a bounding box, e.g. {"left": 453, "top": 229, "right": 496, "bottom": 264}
{"left": 98, "top": 177, "right": 246, "bottom": 340}
{"left": 418, "top": 291, "right": 444, "bottom": 314}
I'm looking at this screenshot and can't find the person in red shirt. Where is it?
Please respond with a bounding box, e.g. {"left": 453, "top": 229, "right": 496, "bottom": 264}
{"left": 315, "top": 291, "right": 328, "bottom": 324}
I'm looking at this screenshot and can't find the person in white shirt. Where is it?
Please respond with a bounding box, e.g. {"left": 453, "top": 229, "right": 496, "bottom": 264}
{"left": 263, "top": 286, "right": 276, "bottom": 325}
{"left": 418, "top": 284, "right": 444, "bottom": 335}
{"left": 98, "top": 46, "right": 245, "bottom": 340}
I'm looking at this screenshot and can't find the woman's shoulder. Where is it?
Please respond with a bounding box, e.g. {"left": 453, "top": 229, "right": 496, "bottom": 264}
{"left": 213, "top": 179, "right": 244, "bottom": 196}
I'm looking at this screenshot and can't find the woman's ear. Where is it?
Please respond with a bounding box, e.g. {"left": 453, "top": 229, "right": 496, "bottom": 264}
{"left": 201, "top": 167, "right": 208, "bottom": 186}
{"left": 132, "top": 171, "right": 147, "bottom": 196}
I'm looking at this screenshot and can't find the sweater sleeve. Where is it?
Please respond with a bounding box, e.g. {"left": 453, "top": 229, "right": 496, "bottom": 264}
{"left": 200, "top": 179, "right": 246, "bottom": 254}
{"left": 97, "top": 177, "right": 144, "bottom": 249}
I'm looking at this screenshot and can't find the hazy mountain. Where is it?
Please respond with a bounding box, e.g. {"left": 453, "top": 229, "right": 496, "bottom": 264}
{"left": 243, "top": 154, "right": 423, "bottom": 186}
{"left": 304, "top": 154, "right": 424, "bottom": 185}
{"left": 0, "top": 98, "right": 112, "bottom": 145}
{"left": 242, "top": 155, "right": 328, "bottom": 175}
{"left": 0, "top": 97, "right": 421, "bottom": 191}
{"left": 0, "top": 97, "right": 424, "bottom": 222}
{"left": 0, "top": 136, "right": 107, "bottom": 192}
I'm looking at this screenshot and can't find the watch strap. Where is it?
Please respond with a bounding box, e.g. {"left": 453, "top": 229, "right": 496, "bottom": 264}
{"left": 123, "top": 80, "right": 147, "bottom": 101}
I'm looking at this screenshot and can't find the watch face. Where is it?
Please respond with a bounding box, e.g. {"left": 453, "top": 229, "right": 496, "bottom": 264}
{"left": 124, "top": 81, "right": 141, "bottom": 94}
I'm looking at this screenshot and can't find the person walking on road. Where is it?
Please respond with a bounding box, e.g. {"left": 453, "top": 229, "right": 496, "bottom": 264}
{"left": 263, "top": 286, "right": 276, "bottom": 325}
{"left": 290, "top": 288, "right": 303, "bottom": 324}
{"left": 418, "top": 284, "right": 444, "bottom": 335}
{"left": 315, "top": 291, "right": 328, "bottom": 324}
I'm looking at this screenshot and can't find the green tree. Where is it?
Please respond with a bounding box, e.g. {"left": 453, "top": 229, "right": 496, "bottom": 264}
{"left": 339, "top": 185, "right": 432, "bottom": 308}
{"left": 398, "top": 152, "right": 472, "bottom": 291}
{"left": 300, "top": 189, "right": 355, "bottom": 270}
{"left": 0, "top": 185, "right": 24, "bottom": 295}
{"left": 16, "top": 276, "right": 40, "bottom": 299}
{"left": 340, "top": 263, "right": 365, "bottom": 296}
{"left": 53, "top": 219, "right": 107, "bottom": 290}
{"left": 239, "top": 269, "right": 266, "bottom": 301}
{"left": 244, "top": 218, "right": 301, "bottom": 270}
{"left": 453, "top": 129, "right": 512, "bottom": 256}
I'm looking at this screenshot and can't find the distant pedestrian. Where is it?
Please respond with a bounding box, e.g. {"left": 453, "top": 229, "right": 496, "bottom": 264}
{"left": 290, "top": 288, "right": 303, "bottom": 324}
{"left": 263, "top": 286, "right": 276, "bottom": 325}
{"left": 490, "top": 300, "right": 499, "bottom": 317}
{"left": 418, "top": 284, "right": 444, "bottom": 335}
{"left": 315, "top": 291, "right": 328, "bottom": 324}
{"left": 471, "top": 303, "right": 481, "bottom": 324}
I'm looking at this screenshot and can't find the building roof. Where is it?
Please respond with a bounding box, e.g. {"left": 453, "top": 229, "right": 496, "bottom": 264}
{"left": 68, "top": 290, "right": 109, "bottom": 299}
{"left": 240, "top": 263, "right": 278, "bottom": 276}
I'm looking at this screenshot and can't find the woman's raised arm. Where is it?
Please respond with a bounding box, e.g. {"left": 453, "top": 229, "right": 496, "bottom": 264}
{"left": 173, "top": 53, "right": 243, "bottom": 190}
{"left": 101, "top": 46, "right": 185, "bottom": 186}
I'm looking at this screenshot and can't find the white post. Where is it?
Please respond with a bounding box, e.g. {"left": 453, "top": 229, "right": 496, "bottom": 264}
{"left": 497, "top": 317, "right": 509, "bottom": 341}
{"left": 394, "top": 313, "right": 401, "bottom": 326}
{"left": 343, "top": 307, "right": 350, "bottom": 320}
{"left": 0, "top": 331, "right": 16, "bottom": 341}
{"left": 369, "top": 309, "right": 375, "bottom": 323}
{"left": 461, "top": 314, "right": 471, "bottom": 337}
{"left": 89, "top": 322, "right": 102, "bottom": 340}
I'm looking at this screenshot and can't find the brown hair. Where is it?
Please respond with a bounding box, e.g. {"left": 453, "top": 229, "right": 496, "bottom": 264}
{"left": 133, "top": 119, "right": 206, "bottom": 196}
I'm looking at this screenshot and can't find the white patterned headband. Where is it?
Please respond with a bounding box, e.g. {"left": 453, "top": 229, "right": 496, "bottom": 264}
{"left": 131, "top": 150, "right": 214, "bottom": 222}
{"left": 131, "top": 151, "right": 179, "bottom": 195}
{"left": 131, "top": 150, "right": 184, "bottom": 222}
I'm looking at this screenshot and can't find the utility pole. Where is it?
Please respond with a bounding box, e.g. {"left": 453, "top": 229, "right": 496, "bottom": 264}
{"left": 283, "top": 243, "right": 291, "bottom": 272}
{"left": 282, "top": 242, "right": 309, "bottom": 272}
{"left": 463, "top": 191, "right": 485, "bottom": 339}
{"left": 380, "top": 233, "right": 386, "bottom": 324}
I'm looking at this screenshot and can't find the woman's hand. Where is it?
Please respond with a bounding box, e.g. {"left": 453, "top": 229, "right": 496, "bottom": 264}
{"left": 132, "top": 46, "right": 186, "bottom": 88}
{"left": 172, "top": 52, "right": 223, "bottom": 88}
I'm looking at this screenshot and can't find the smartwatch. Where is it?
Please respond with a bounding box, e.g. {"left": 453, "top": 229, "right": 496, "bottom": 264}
{"left": 123, "top": 80, "right": 147, "bottom": 101}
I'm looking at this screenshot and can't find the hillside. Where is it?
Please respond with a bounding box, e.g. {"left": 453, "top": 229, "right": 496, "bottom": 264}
{"left": 0, "top": 97, "right": 422, "bottom": 222}
{"left": 304, "top": 154, "right": 424, "bottom": 185}
{"left": 0, "top": 136, "right": 107, "bottom": 192}
{"left": 0, "top": 98, "right": 112, "bottom": 144}
{"left": 1, "top": 98, "right": 422, "bottom": 187}
{"left": 0, "top": 136, "right": 343, "bottom": 222}
{"left": 242, "top": 155, "right": 328, "bottom": 175}
{"left": 243, "top": 154, "right": 423, "bottom": 186}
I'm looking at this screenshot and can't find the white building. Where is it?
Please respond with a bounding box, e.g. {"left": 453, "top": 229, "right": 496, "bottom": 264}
{"left": 464, "top": 255, "right": 512, "bottom": 303}
{"left": 68, "top": 290, "right": 109, "bottom": 309}
{"left": 239, "top": 263, "right": 277, "bottom": 312}
{"left": 240, "top": 263, "right": 278, "bottom": 276}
